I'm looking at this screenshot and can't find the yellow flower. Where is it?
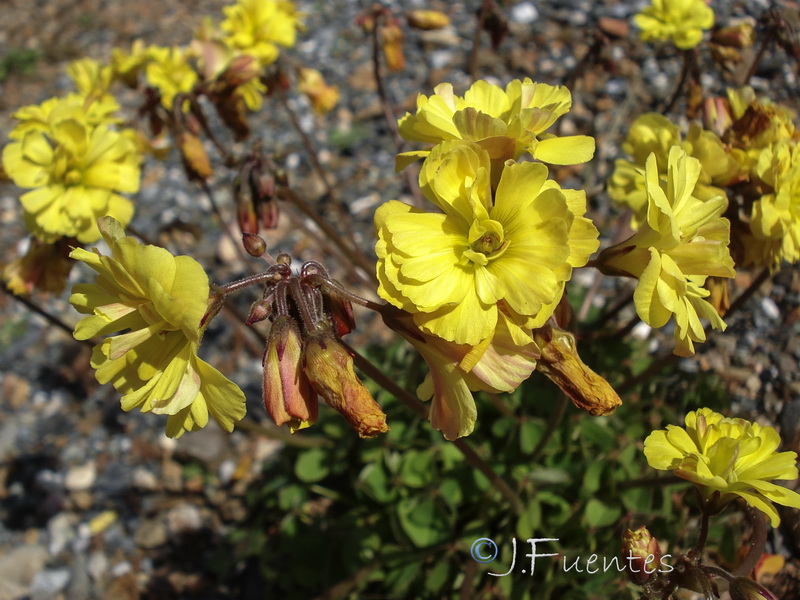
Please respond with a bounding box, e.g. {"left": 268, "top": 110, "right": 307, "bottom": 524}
{"left": 597, "top": 147, "right": 735, "bottom": 356}
{"left": 220, "top": 0, "right": 302, "bottom": 67}
{"left": 111, "top": 40, "right": 148, "bottom": 87}
{"left": 2, "top": 100, "right": 141, "bottom": 243}
{"left": 396, "top": 78, "right": 595, "bottom": 170}
{"left": 67, "top": 57, "right": 115, "bottom": 104}
{"left": 8, "top": 93, "right": 120, "bottom": 140}
{"left": 634, "top": 0, "right": 714, "bottom": 50}
{"left": 747, "top": 141, "right": 800, "bottom": 267}
{"left": 376, "top": 141, "right": 597, "bottom": 346}
{"left": 69, "top": 217, "right": 246, "bottom": 438}
{"left": 144, "top": 46, "right": 198, "bottom": 110}
{"left": 644, "top": 408, "right": 800, "bottom": 527}
{"left": 608, "top": 113, "right": 740, "bottom": 227}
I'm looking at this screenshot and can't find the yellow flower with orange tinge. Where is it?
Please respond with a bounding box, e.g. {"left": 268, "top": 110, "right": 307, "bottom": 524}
{"left": 597, "top": 146, "right": 735, "bottom": 356}
{"left": 644, "top": 408, "right": 800, "bottom": 527}
{"left": 69, "top": 217, "right": 247, "bottom": 438}
{"left": 376, "top": 141, "right": 598, "bottom": 348}
{"left": 2, "top": 97, "right": 141, "bottom": 243}
{"left": 220, "top": 0, "right": 302, "bottom": 67}
{"left": 634, "top": 0, "right": 714, "bottom": 50}
{"left": 396, "top": 78, "right": 595, "bottom": 171}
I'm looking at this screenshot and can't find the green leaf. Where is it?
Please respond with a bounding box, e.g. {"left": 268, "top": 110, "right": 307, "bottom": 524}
{"left": 396, "top": 496, "right": 451, "bottom": 547}
{"left": 519, "top": 419, "right": 544, "bottom": 454}
{"left": 400, "top": 450, "right": 434, "bottom": 488}
{"left": 359, "top": 462, "right": 395, "bottom": 503}
{"left": 580, "top": 418, "right": 616, "bottom": 451}
{"left": 582, "top": 461, "right": 606, "bottom": 496}
{"left": 294, "top": 448, "right": 329, "bottom": 483}
{"left": 584, "top": 498, "right": 621, "bottom": 528}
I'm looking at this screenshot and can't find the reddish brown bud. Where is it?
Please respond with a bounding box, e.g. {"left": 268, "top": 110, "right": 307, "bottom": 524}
{"left": 246, "top": 298, "right": 272, "bottom": 324}
{"left": 263, "top": 315, "right": 317, "bottom": 432}
{"left": 303, "top": 333, "right": 389, "bottom": 438}
{"left": 242, "top": 233, "right": 267, "bottom": 258}
{"left": 328, "top": 294, "right": 356, "bottom": 337}
{"left": 729, "top": 578, "right": 779, "bottom": 600}
{"left": 712, "top": 22, "right": 756, "bottom": 49}
{"left": 622, "top": 526, "right": 662, "bottom": 585}
{"left": 258, "top": 199, "right": 279, "bottom": 229}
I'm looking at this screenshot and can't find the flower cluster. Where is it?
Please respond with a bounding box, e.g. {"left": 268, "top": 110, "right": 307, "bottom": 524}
{"left": 2, "top": 94, "right": 141, "bottom": 244}
{"left": 644, "top": 408, "right": 800, "bottom": 527}
{"left": 634, "top": 0, "right": 715, "bottom": 50}
{"left": 377, "top": 78, "right": 616, "bottom": 439}
{"left": 69, "top": 218, "right": 247, "bottom": 438}
{"left": 598, "top": 147, "right": 735, "bottom": 356}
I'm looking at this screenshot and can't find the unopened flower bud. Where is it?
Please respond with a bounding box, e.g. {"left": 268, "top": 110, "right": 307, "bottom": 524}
{"left": 622, "top": 526, "right": 661, "bottom": 585}
{"left": 729, "top": 577, "right": 779, "bottom": 600}
{"left": 407, "top": 10, "right": 450, "bottom": 31}
{"left": 325, "top": 290, "right": 356, "bottom": 337}
{"left": 242, "top": 233, "right": 267, "bottom": 258}
{"left": 235, "top": 177, "right": 258, "bottom": 235}
{"left": 533, "top": 324, "right": 622, "bottom": 415}
{"left": 382, "top": 20, "right": 406, "bottom": 71}
{"left": 297, "top": 68, "right": 340, "bottom": 115}
{"left": 246, "top": 299, "right": 272, "bottom": 325}
{"left": 303, "top": 333, "right": 389, "bottom": 438}
{"left": 220, "top": 54, "right": 260, "bottom": 86}
{"left": 263, "top": 315, "right": 317, "bottom": 432}
{"left": 177, "top": 132, "right": 213, "bottom": 181}
{"left": 712, "top": 22, "right": 756, "bottom": 49}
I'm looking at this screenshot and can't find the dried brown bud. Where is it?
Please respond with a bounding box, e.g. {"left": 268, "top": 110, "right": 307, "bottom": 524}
{"left": 303, "top": 333, "right": 389, "bottom": 438}
{"left": 533, "top": 324, "right": 622, "bottom": 415}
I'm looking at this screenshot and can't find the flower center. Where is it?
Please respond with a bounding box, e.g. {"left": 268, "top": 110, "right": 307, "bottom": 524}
{"left": 64, "top": 169, "right": 82, "bottom": 186}
{"left": 463, "top": 219, "right": 507, "bottom": 266}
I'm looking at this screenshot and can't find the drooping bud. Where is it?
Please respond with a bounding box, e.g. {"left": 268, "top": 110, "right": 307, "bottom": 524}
{"left": 303, "top": 333, "right": 389, "bottom": 438}
{"left": 407, "top": 10, "right": 450, "bottom": 31}
{"left": 235, "top": 174, "right": 258, "bottom": 235}
{"left": 729, "top": 577, "right": 779, "bottom": 600}
{"left": 297, "top": 68, "right": 340, "bottom": 115}
{"left": 533, "top": 324, "right": 622, "bottom": 416}
{"left": 177, "top": 132, "right": 212, "bottom": 181}
{"left": 242, "top": 233, "right": 267, "bottom": 258}
{"left": 4, "top": 238, "right": 75, "bottom": 295}
{"left": 218, "top": 54, "right": 261, "bottom": 87}
{"left": 326, "top": 293, "right": 356, "bottom": 337}
{"left": 622, "top": 526, "right": 662, "bottom": 585}
{"left": 381, "top": 20, "right": 406, "bottom": 71}
{"left": 712, "top": 22, "right": 756, "bottom": 49}
{"left": 263, "top": 315, "right": 317, "bottom": 432}
{"left": 706, "top": 276, "right": 730, "bottom": 317}
{"left": 246, "top": 298, "right": 272, "bottom": 325}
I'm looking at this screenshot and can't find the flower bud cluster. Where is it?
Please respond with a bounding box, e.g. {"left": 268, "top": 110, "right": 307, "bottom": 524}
{"left": 247, "top": 256, "right": 388, "bottom": 438}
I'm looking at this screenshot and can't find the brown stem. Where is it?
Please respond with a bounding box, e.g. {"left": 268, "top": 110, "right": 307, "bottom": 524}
{"left": 741, "top": 27, "right": 773, "bottom": 86}
{"left": 662, "top": 49, "right": 692, "bottom": 115}
{"left": 200, "top": 180, "right": 256, "bottom": 270}
{"left": 529, "top": 394, "right": 568, "bottom": 464}
{"left": 275, "top": 87, "right": 362, "bottom": 243}
{"left": 369, "top": 15, "right": 424, "bottom": 207}
{"left": 731, "top": 507, "right": 768, "bottom": 577}
{"left": 280, "top": 187, "right": 378, "bottom": 284}
{"left": 343, "top": 340, "right": 525, "bottom": 515}
{"left": 1, "top": 284, "right": 93, "bottom": 347}
{"left": 469, "top": 0, "right": 492, "bottom": 82}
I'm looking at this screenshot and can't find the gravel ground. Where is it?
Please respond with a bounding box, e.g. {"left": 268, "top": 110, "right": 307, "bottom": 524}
{"left": 1, "top": 0, "right": 799, "bottom": 598}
